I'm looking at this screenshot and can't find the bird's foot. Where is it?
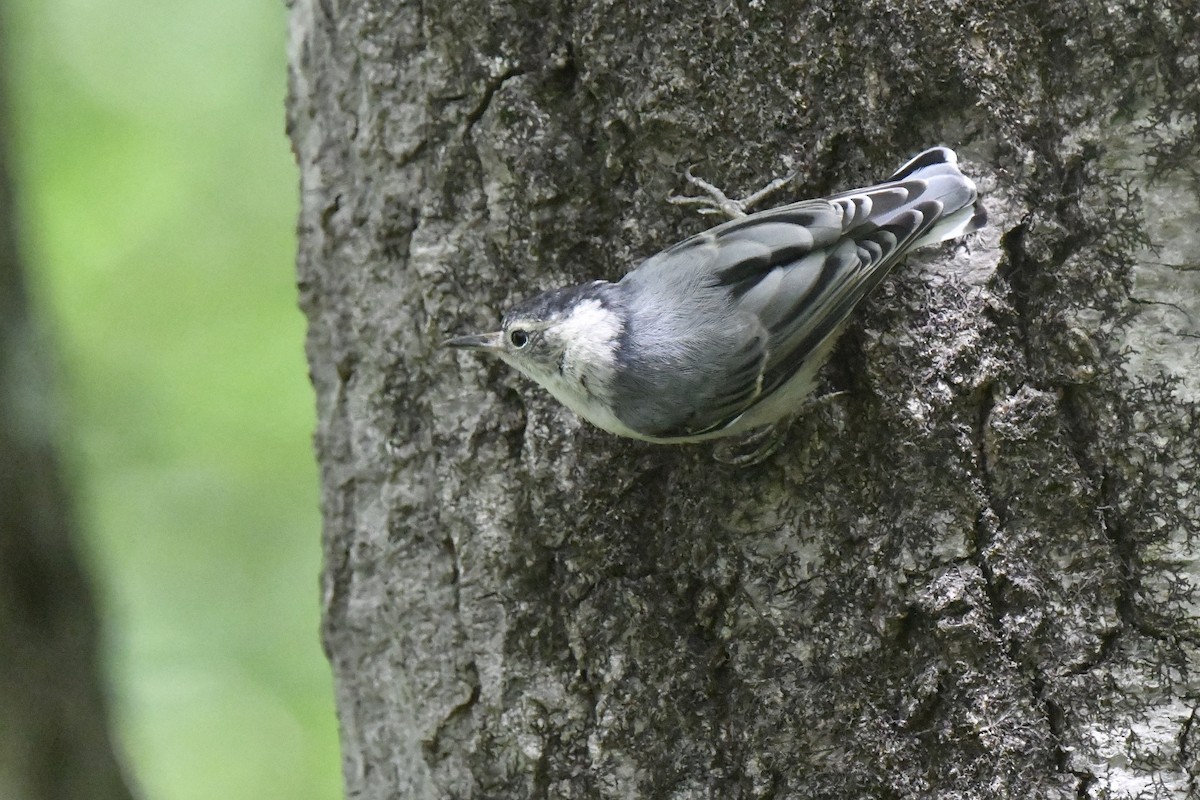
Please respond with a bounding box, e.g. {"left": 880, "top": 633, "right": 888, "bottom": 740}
{"left": 710, "top": 391, "right": 847, "bottom": 467}
{"left": 668, "top": 168, "right": 797, "bottom": 221}
{"left": 713, "top": 423, "right": 785, "bottom": 467}
{"left": 801, "top": 390, "right": 848, "bottom": 412}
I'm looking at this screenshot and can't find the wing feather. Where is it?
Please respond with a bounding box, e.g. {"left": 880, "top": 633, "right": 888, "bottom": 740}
{"left": 612, "top": 148, "right": 982, "bottom": 439}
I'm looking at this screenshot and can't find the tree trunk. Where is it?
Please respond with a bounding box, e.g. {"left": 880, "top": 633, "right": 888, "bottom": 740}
{"left": 0, "top": 33, "right": 136, "bottom": 800}
{"left": 287, "top": 0, "right": 1200, "bottom": 796}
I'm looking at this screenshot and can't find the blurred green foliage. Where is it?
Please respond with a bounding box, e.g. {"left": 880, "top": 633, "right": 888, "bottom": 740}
{"left": 5, "top": 1, "right": 340, "bottom": 798}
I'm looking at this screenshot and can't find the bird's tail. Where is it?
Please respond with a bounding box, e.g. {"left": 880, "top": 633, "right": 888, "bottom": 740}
{"left": 887, "top": 146, "right": 987, "bottom": 248}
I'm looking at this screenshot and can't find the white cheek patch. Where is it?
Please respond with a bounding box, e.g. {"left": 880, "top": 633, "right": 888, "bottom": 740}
{"left": 558, "top": 299, "right": 622, "bottom": 378}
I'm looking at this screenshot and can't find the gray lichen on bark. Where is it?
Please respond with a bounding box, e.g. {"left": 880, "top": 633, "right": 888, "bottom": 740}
{"left": 287, "top": 0, "right": 1200, "bottom": 796}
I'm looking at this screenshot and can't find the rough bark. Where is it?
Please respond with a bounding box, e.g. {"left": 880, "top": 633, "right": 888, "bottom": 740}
{"left": 288, "top": 1, "right": 1200, "bottom": 797}
{"left": 0, "top": 32, "right": 136, "bottom": 800}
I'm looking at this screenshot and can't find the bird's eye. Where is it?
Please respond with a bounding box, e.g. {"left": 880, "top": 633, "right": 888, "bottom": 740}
{"left": 509, "top": 328, "right": 530, "bottom": 348}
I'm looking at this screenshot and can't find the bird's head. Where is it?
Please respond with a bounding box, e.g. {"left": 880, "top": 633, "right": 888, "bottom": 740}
{"left": 445, "top": 282, "right": 624, "bottom": 393}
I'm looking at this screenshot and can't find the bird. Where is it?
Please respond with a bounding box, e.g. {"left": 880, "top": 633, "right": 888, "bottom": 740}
{"left": 447, "top": 146, "right": 986, "bottom": 462}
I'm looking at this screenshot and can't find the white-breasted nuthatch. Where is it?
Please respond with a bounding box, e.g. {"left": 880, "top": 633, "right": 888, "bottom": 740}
{"left": 448, "top": 147, "right": 985, "bottom": 460}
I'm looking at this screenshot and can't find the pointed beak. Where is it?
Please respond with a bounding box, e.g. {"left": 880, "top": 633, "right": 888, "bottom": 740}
{"left": 443, "top": 331, "right": 505, "bottom": 352}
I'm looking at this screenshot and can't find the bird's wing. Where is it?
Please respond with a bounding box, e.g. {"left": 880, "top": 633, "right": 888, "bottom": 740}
{"left": 711, "top": 187, "right": 946, "bottom": 402}
{"left": 618, "top": 148, "right": 982, "bottom": 438}
{"left": 610, "top": 313, "right": 769, "bottom": 439}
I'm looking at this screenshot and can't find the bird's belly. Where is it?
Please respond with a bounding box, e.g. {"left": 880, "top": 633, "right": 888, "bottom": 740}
{"left": 537, "top": 372, "right": 653, "bottom": 441}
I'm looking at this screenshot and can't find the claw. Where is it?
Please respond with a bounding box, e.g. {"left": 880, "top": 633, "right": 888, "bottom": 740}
{"left": 739, "top": 171, "right": 799, "bottom": 210}
{"left": 668, "top": 167, "right": 799, "bottom": 222}
{"left": 710, "top": 391, "right": 847, "bottom": 467}
{"left": 713, "top": 423, "right": 785, "bottom": 466}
